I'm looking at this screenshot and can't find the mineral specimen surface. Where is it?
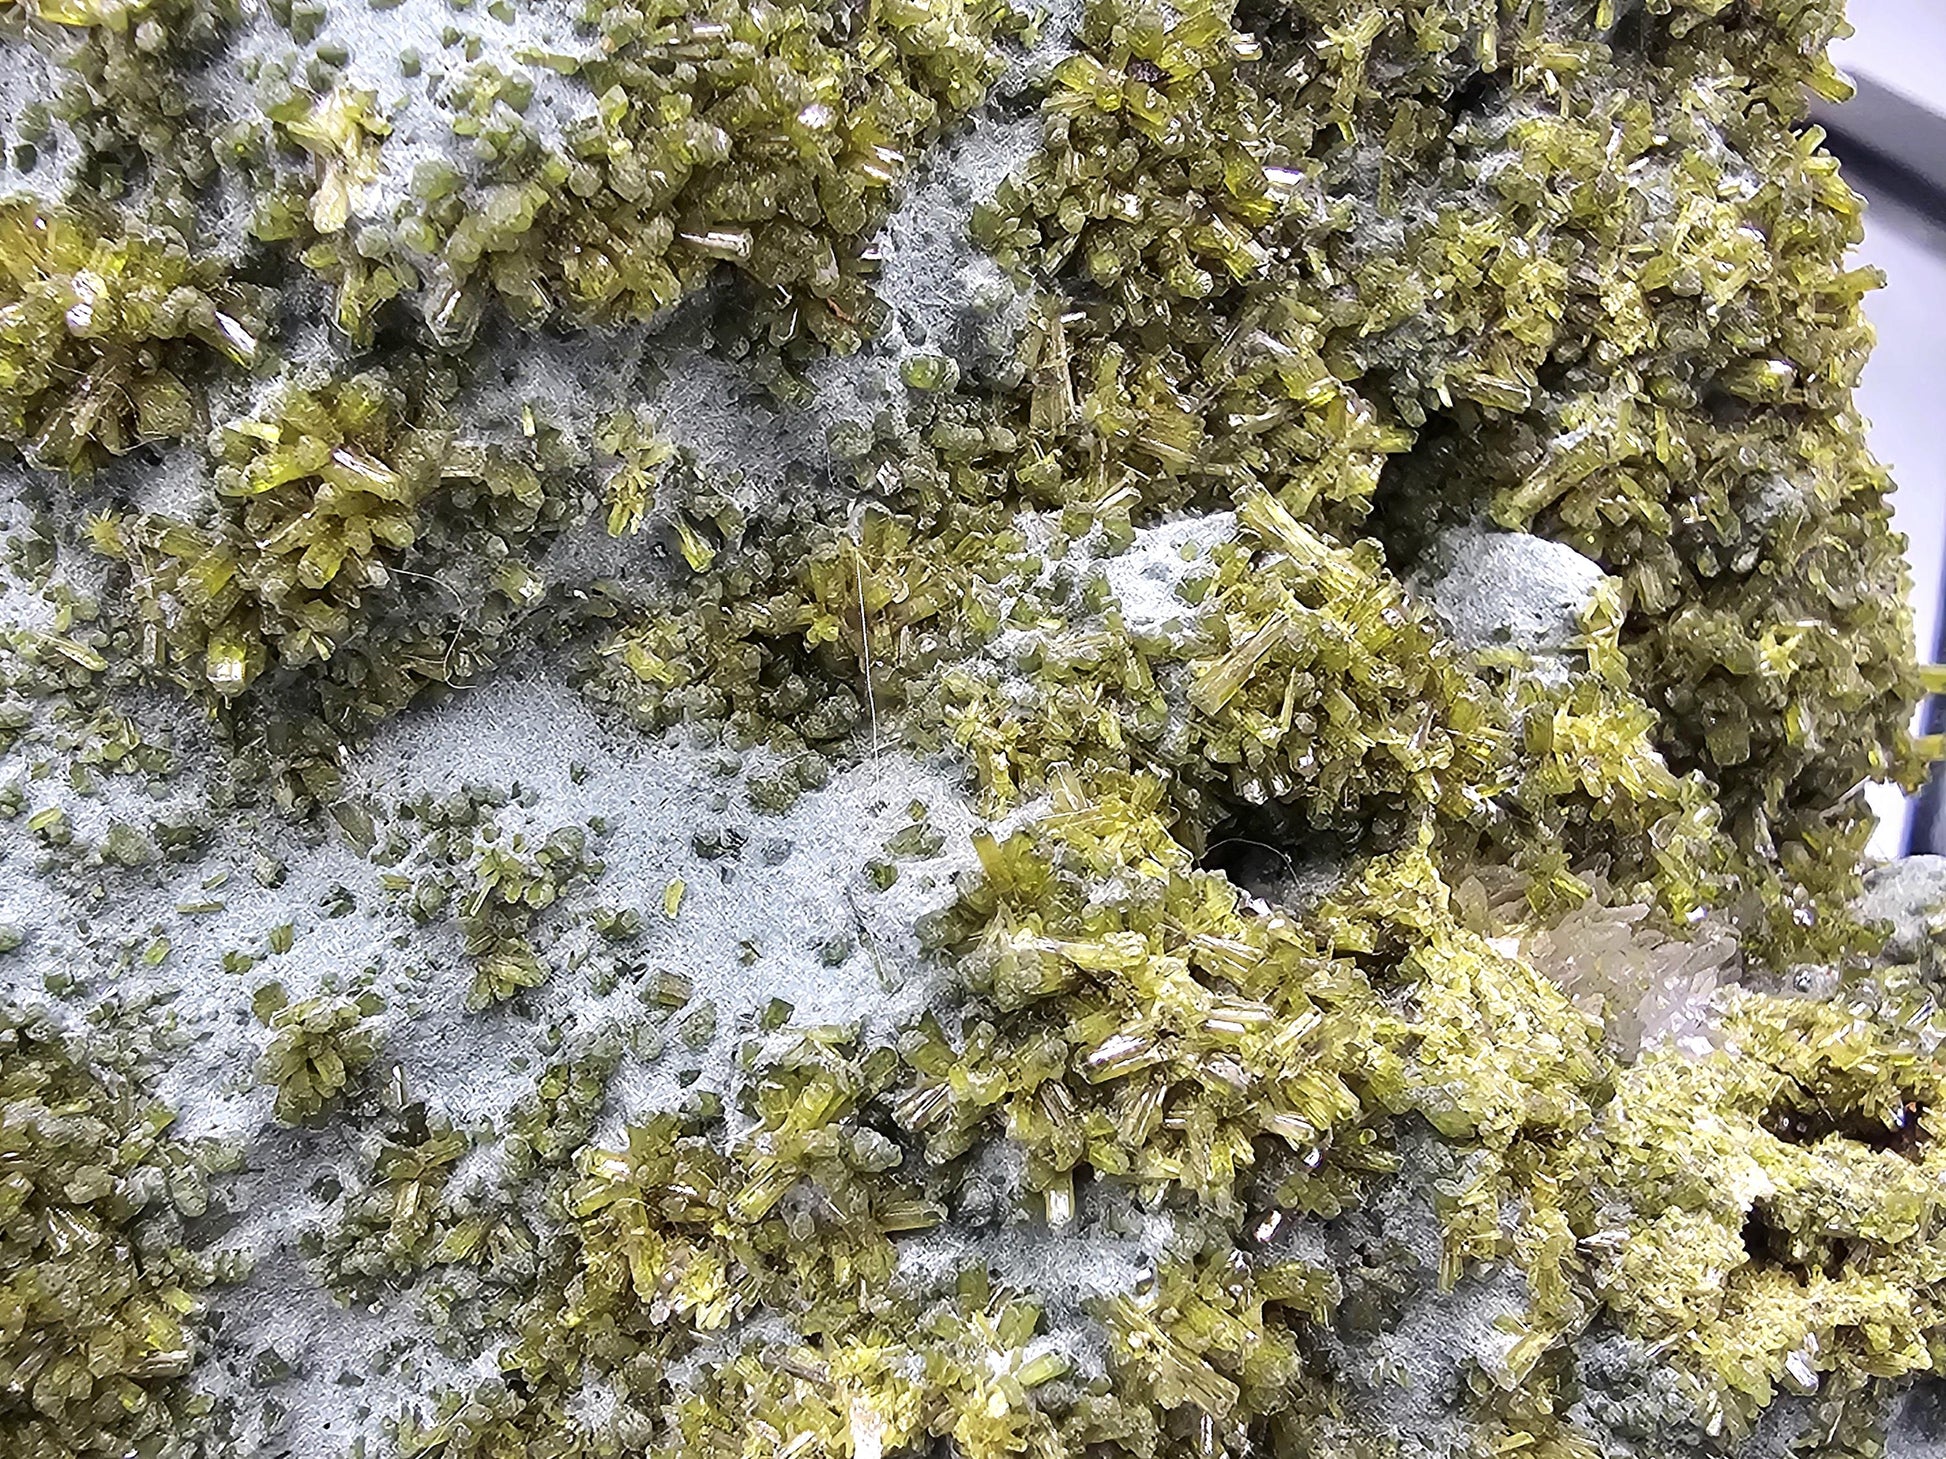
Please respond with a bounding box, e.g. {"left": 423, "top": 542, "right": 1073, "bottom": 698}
{"left": 0, "top": 0, "right": 1943, "bottom": 1456}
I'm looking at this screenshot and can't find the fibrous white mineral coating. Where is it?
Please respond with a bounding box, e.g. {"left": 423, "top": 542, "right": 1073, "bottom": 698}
{"left": 459, "top": 313, "right": 658, "bottom": 450}
{"left": 536, "top": 501, "right": 677, "bottom": 599}
{"left": 344, "top": 670, "right": 984, "bottom": 1127}
{"left": 1305, "top": 1127, "right": 1539, "bottom": 1457}
{"left": 1412, "top": 522, "right": 1608, "bottom": 685}
{"left": 94, "top": 438, "right": 225, "bottom": 522}
{"left": 1096, "top": 510, "right": 1237, "bottom": 638}
{"left": 1888, "top": 1380, "right": 1946, "bottom": 1459}
{"left": 453, "top": 317, "right": 681, "bottom": 589}
{"left": 894, "top": 1212, "right": 1175, "bottom": 1307}
{"left": 642, "top": 315, "right": 843, "bottom": 513}
{"left": 1341, "top": 1264, "right": 1533, "bottom": 1459}
{"left": 0, "top": 491, "right": 69, "bottom": 636}
{"left": 0, "top": 27, "right": 79, "bottom": 199}
{"left": 1736, "top": 1395, "right": 1827, "bottom": 1459}
{"left": 857, "top": 112, "right": 1042, "bottom": 371}
{"left": 1859, "top": 854, "right": 1946, "bottom": 963}
{"left": 1002, "top": 0, "right": 1082, "bottom": 96}
{"left": 1568, "top": 1326, "right": 1820, "bottom": 1459}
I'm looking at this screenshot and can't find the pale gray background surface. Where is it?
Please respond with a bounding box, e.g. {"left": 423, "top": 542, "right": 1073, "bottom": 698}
{"left": 1829, "top": 3, "right": 1946, "bottom": 854}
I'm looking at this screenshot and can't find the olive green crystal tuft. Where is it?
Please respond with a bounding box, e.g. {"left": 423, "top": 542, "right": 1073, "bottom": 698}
{"left": 255, "top": 988, "right": 385, "bottom": 1123}
{"left": 0, "top": 201, "right": 264, "bottom": 468}
{"left": 0, "top": 1004, "right": 238, "bottom": 1457}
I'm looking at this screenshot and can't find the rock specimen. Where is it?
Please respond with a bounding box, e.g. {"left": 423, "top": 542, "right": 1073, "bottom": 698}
{"left": 0, "top": 0, "right": 1941, "bottom": 1457}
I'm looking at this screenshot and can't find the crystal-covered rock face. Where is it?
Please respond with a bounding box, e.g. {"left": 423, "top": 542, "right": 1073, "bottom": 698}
{"left": 0, "top": 0, "right": 1938, "bottom": 1456}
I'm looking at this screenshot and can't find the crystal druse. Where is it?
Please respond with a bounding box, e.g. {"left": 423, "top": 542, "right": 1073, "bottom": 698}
{"left": 0, "top": 0, "right": 1943, "bottom": 1457}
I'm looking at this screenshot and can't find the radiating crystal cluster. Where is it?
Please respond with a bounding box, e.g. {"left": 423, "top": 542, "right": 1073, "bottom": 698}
{"left": 0, "top": 1004, "right": 242, "bottom": 1457}
{"left": 254, "top": 984, "right": 386, "bottom": 1123}
{"left": 0, "top": 201, "right": 264, "bottom": 467}
{"left": 94, "top": 368, "right": 570, "bottom": 724}
{"left": 0, "top": 0, "right": 1940, "bottom": 1456}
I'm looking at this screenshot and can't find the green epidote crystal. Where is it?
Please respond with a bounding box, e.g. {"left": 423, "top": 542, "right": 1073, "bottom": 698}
{"left": 241, "top": 0, "right": 1022, "bottom": 346}
{"left": 0, "top": 200, "right": 264, "bottom": 468}
{"left": 0, "top": 1004, "right": 240, "bottom": 1458}
{"left": 94, "top": 364, "right": 568, "bottom": 725}
{"left": 6, "top": 0, "right": 238, "bottom": 215}
{"left": 255, "top": 988, "right": 385, "bottom": 1123}
{"left": 0, "top": 0, "right": 1940, "bottom": 1455}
